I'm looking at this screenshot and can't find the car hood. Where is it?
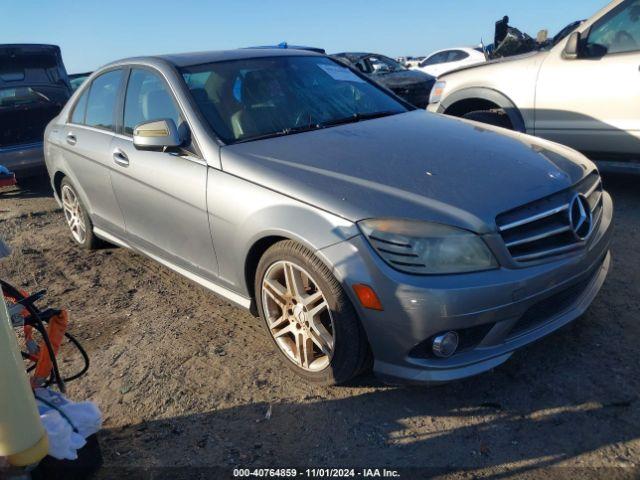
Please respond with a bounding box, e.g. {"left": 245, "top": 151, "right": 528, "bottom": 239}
{"left": 374, "top": 69, "right": 434, "bottom": 88}
{"left": 220, "top": 110, "right": 594, "bottom": 233}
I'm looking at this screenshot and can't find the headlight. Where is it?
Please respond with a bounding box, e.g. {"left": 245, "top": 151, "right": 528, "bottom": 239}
{"left": 429, "top": 81, "right": 446, "bottom": 104}
{"left": 358, "top": 219, "right": 498, "bottom": 275}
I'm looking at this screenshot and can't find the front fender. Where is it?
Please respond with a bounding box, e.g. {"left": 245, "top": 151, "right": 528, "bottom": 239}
{"left": 206, "top": 168, "right": 358, "bottom": 296}
{"left": 439, "top": 87, "right": 526, "bottom": 133}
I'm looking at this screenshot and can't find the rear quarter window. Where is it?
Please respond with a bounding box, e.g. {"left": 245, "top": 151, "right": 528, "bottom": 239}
{"left": 70, "top": 90, "right": 88, "bottom": 124}
{"left": 85, "top": 69, "right": 124, "bottom": 131}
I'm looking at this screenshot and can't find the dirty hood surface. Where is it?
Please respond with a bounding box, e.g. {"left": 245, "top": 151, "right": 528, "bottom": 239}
{"left": 220, "top": 110, "right": 592, "bottom": 232}
{"left": 374, "top": 69, "right": 434, "bottom": 88}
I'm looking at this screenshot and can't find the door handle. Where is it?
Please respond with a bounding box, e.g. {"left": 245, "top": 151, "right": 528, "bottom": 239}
{"left": 112, "top": 149, "right": 129, "bottom": 167}
{"left": 66, "top": 133, "right": 77, "bottom": 146}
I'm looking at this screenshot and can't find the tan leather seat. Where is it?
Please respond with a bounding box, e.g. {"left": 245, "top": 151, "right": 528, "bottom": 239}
{"left": 230, "top": 70, "right": 286, "bottom": 138}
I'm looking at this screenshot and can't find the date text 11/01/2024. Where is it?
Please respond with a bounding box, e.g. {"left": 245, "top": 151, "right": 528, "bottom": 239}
{"left": 233, "top": 468, "right": 401, "bottom": 478}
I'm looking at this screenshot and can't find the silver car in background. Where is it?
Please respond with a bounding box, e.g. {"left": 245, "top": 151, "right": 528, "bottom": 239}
{"left": 44, "top": 48, "right": 612, "bottom": 385}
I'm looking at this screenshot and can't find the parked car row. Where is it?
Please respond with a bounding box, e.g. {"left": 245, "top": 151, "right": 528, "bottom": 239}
{"left": 400, "top": 17, "right": 586, "bottom": 75}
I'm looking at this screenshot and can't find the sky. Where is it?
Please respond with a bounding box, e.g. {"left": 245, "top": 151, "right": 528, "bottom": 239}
{"left": 3, "top": 0, "right": 606, "bottom": 73}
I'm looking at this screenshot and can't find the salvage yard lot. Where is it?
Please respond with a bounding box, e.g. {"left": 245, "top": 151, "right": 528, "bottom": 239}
{"left": 1, "top": 174, "right": 639, "bottom": 477}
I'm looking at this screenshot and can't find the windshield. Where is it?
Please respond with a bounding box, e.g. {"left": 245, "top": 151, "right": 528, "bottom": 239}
{"left": 0, "top": 85, "right": 68, "bottom": 108}
{"left": 181, "top": 56, "right": 408, "bottom": 144}
{"left": 344, "top": 55, "right": 407, "bottom": 75}
{"left": 367, "top": 55, "right": 406, "bottom": 73}
{"left": 70, "top": 75, "right": 90, "bottom": 91}
{"left": 551, "top": 20, "right": 584, "bottom": 46}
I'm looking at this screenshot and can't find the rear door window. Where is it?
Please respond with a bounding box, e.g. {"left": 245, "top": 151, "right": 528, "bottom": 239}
{"left": 85, "top": 69, "right": 124, "bottom": 131}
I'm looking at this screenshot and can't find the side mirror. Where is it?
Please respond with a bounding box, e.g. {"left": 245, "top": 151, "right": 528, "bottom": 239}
{"left": 563, "top": 31, "right": 581, "bottom": 59}
{"left": 133, "top": 119, "right": 182, "bottom": 151}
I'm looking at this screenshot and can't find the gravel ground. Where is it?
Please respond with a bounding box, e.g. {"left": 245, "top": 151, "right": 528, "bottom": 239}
{"left": 1, "top": 173, "right": 638, "bottom": 479}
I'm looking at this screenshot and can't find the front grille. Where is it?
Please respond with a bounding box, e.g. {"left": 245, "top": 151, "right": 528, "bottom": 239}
{"left": 496, "top": 172, "right": 604, "bottom": 263}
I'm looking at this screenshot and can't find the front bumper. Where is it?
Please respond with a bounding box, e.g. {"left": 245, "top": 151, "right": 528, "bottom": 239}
{"left": 319, "top": 192, "right": 613, "bottom": 384}
{"left": 0, "top": 142, "right": 45, "bottom": 175}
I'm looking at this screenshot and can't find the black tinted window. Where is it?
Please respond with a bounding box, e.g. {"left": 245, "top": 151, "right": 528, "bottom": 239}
{"left": 450, "top": 50, "right": 470, "bottom": 61}
{"left": 124, "top": 69, "right": 181, "bottom": 135}
{"left": 422, "top": 52, "right": 448, "bottom": 66}
{"left": 85, "top": 70, "right": 123, "bottom": 131}
{"left": 587, "top": 0, "right": 640, "bottom": 55}
{"left": 70, "top": 90, "right": 88, "bottom": 124}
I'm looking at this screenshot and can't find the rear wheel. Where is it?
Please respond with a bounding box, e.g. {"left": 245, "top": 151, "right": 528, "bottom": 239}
{"left": 462, "top": 109, "right": 513, "bottom": 129}
{"left": 60, "top": 178, "right": 101, "bottom": 250}
{"left": 255, "top": 240, "right": 369, "bottom": 385}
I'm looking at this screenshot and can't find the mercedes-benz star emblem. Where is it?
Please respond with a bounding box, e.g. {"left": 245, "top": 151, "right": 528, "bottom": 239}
{"left": 568, "top": 194, "right": 593, "bottom": 241}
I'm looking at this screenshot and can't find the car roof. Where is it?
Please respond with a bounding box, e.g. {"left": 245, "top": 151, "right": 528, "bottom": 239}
{"left": 152, "top": 48, "right": 321, "bottom": 68}
{"left": 333, "top": 52, "right": 373, "bottom": 61}
{"left": 0, "top": 43, "right": 61, "bottom": 50}
{"left": 428, "top": 47, "right": 479, "bottom": 54}
{"left": 246, "top": 43, "right": 325, "bottom": 54}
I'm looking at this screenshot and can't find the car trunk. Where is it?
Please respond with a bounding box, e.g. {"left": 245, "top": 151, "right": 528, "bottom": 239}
{"left": 0, "top": 45, "right": 70, "bottom": 148}
{"left": 0, "top": 97, "right": 65, "bottom": 147}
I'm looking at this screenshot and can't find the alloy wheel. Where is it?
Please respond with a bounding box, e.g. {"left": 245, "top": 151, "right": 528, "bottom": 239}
{"left": 61, "top": 185, "right": 87, "bottom": 244}
{"left": 261, "top": 260, "right": 335, "bottom": 372}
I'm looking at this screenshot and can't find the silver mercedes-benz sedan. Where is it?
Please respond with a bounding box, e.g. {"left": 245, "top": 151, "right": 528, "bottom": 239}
{"left": 44, "top": 48, "right": 613, "bottom": 385}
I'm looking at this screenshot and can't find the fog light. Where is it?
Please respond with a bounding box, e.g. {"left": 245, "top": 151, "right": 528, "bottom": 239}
{"left": 432, "top": 331, "right": 459, "bottom": 358}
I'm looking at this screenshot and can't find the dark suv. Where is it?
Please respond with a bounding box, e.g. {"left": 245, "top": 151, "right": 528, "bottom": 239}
{"left": 0, "top": 44, "right": 71, "bottom": 176}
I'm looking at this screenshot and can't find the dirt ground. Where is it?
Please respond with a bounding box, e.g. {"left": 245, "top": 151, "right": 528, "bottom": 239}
{"left": 1, "top": 173, "right": 639, "bottom": 479}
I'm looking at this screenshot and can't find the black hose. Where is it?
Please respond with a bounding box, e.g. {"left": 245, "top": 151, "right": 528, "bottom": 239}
{"left": 1, "top": 279, "right": 73, "bottom": 391}
{"left": 62, "top": 331, "right": 90, "bottom": 382}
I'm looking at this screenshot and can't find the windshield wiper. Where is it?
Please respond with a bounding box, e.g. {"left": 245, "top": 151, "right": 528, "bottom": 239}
{"left": 233, "top": 111, "right": 401, "bottom": 144}
{"left": 319, "top": 110, "right": 400, "bottom": 128}
{"left": 234, "top": 123, "right": 322, "bottom": 144}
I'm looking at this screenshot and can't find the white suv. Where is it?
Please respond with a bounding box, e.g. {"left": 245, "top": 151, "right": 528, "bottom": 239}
{"left": 428, "top": 0, "right": 640, "bottom": 173}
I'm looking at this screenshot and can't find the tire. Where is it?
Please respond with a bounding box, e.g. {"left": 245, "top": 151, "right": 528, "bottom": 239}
{"left": 59, "top": 178, "right": 101, "bottom": 250}
{"left": 462, "top": 109, "right": 513, "bottom": 129}
{"left": 255, "top": 240, "right": 369, "bottom": 385}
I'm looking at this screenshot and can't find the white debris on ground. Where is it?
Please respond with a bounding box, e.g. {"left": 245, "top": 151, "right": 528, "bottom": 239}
{"left": 35, "top": 388, "right": 102, "bottom": 461}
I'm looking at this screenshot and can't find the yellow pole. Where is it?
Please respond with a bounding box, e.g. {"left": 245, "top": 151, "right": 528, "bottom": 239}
{"left": 0, "top": 286, "right": 48, "bottom": 467}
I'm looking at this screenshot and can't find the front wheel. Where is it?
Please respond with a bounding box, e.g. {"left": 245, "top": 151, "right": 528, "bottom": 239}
{"left": 255, "top": 240, "right": 369, "bottom": 385}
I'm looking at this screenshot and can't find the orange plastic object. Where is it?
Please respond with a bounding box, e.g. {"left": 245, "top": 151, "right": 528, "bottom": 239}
{"left": 31, "top": 309, "right": 68, "bottom": 387}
